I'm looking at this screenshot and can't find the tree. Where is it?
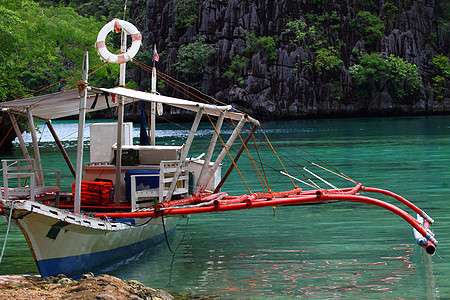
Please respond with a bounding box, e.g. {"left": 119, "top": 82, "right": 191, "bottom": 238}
{"left": 350, "top": 53, "right": 421, "bottom": 100}
{"left": 174, "top": 36, "right": 215, "bottom": 81}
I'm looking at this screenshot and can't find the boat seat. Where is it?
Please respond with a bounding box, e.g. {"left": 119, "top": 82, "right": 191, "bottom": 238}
{"left": 2, "top": 159, "right": 61, "bottom": 205}
{"left": 130, "top": 160, "right": 189, "bottom": 211}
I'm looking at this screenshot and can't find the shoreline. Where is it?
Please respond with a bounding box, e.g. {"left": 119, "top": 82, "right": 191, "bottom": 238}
{"left": 0, "top": 273, "right": 213, "bottom": 300}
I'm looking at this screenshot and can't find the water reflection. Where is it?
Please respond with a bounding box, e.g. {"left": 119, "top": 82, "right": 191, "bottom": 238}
{"left": 2, "top": 116, "right": 448, "bottom": 298}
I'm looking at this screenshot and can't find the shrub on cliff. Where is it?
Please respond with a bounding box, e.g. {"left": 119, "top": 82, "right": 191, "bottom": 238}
{"left": 174, "top": 35, "right": 215, "bottom": 81}
{"left": 350, "top": 53, "right": 421, "bottom": 100}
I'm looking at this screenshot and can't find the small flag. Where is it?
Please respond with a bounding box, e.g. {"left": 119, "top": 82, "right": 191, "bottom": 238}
{"left": 153, "top": 45, "right": 159, "bottom": 62}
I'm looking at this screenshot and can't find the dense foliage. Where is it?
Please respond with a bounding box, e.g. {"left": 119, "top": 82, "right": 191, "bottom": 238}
{"left": 174, "top": 35, "right": 215, "bottom": 82}
{"left": 0, "top": 0, "right": 120, "bottom": 102}
{"left": 350, "top": 53, "right": 421, "bottom": 100}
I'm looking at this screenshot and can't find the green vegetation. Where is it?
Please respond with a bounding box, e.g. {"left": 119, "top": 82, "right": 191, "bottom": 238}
{"left": 350, "top": 53, "right": 421, "bottom": 99}
{"left": 222, "top": 55, "right": 249, "bottom": 85}
{"left": 353, "top": 11, "right": 385, "bottom": 46}
{"left": 0, "top": 0, "right": 118, "bottom": 102}
{"left": 222, "top": 31, "right": 277, "bottom": 85}
{"left": 244, "top": 31, "right": 277, "bottom": 60}
{"left": 314, "top": 46, "right": 343, "bottom": 74}
{"left": 174, "top": 35, "right": 215, "bottom": 80}
{"left": 285, "top": 20, "right": 317, "bottom": 47}
{"left": 431, "top": 54, "right": 450, "bottom": 99}
{"left": 38, "top": 0, "right": 127, "bottom": 21}
{"left": 285, "top": 16, "right": 343, "bottom": 75}
{"left": 383, "top": 0, "right": 398, "bottom": 19}
{"left": 175, "top": 0, "right": 199, "bottom": 29}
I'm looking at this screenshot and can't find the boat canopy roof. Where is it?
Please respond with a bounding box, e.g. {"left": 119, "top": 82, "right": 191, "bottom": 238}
{"left": 0, "top": 87, "right": 258, "bottom": 124}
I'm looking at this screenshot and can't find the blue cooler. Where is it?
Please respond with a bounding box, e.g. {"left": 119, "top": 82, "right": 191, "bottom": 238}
{"left": 125, "top": 170, "right": 159, "bottom": 200}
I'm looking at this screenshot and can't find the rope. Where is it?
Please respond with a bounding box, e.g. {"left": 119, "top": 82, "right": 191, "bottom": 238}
{"left": 0, "top": 201, "right": 15, "bottom": 264}
{"left": 133, "top": 59, "right": 218, "bottom": 105}
{"left": 252, "top": 134, "right": 271, "bottom": 192}
{"left": 205, "top": 111, "right": 252, "bottom": 194}
{"left": 161, "top": 214, "right": 190, "bottom": 255}
{"left": 259, "top": 123, "right": 357, "bottom": 184}
{"left": 0, "top": 114, "right": 19, "bottom": 149}
{"left": 311, "top": 162, "right": 357, "bottom": 184}
{"left": 229, "top": 119, "right": 269, "bottom": 193}
{"left": 260, "top": 128, "right": 296, "bottom": 188}
{"left": 123, "top": 0, "right": 128, "bottom": 20}
{"left": 132, "top": 58, "right": 354, "bottom": 191}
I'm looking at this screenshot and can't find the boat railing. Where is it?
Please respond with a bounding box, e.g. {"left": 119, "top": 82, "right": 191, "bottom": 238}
{"left": 1, "top": 159, "right": 61, "bottom": 204}
{"left": 130, "top": 159, "right": 189, "bottom": 211}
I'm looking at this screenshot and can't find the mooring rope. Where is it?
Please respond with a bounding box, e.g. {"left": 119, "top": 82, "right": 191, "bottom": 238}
{"left": 0, "top": 201, "right": 15, "bottom": 264}
{"left": 161, "top": 214, "right": 190, "bottom": 255}
{"left": 132, "top": 58, "right": 359, "bottom": 192}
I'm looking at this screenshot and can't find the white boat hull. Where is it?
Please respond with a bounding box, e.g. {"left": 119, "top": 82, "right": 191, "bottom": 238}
{"left": 2, "top": 200, "right": 177, "bottom": 278}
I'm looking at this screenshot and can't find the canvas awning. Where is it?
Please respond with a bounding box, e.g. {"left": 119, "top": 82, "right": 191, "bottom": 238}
{"left": 95, "top": 87, "right": 259, "bottom": 124}
{"left": 0, "top": 89, "right": 111, "bottom": 120}
{"left": 0, "top": 87, "right": 259, "bottom": 125}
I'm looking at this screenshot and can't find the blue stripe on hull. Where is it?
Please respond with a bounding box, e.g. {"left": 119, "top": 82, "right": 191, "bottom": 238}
{"left": 36, "top": 227, "right": 175, "bottom": 278}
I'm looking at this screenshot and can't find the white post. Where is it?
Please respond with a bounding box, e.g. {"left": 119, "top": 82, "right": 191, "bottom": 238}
{"left": 194, "top": 111, "right": 225, "bottom": 195}
{"left": 150, "top": 58, "right": 157, "bottom": 145}
{"left": 165, "top": 108, "right": 204, "bottom": 201}
{"left": 74, "top": 51, "right": 89, "bottom": 214}
{"left": 198, "top": 115, "right": 247, "bottom": 194}
{"left": 150, "top": 103, "right": 156, "bottom": 145}
{"left": 114, "top": 29, "right": 127, "bottom": 205}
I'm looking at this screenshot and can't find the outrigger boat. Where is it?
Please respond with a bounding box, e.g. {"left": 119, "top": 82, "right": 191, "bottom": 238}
{"left": 0, "top": 20, "right": 437, "bottom": 278}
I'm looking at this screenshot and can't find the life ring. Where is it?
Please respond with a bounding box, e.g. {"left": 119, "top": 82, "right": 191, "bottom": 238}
{"left": 95, "top": 19, "right": 142, "bottom": 64}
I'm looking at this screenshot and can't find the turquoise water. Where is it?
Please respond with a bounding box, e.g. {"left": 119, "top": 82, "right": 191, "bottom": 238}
{"left": 1, "top": 116, "right": 449, "bottom": 299}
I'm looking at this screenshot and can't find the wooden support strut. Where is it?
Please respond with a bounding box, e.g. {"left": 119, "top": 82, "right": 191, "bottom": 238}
{"left": 198, "top": 115, "right": 247, "bottom": 194}
{"left": 194, "top": 111, "right": 226, "bottom": 195}
{"left": 8, "top": 111, "right": 32, "bottom": 162}
{"left": 213, "top": 124, "right": 258, "bottom": 193}
{"left": 165, "top": 108, "right": 204, "bottom": 201}
{"left": 27, "top": 107, "right": 44, "bottom": 186}
{"left": 46, "top": 120, "right": 76, "bottom": 178}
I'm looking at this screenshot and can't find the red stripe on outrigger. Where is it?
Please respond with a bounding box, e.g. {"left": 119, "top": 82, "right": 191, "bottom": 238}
{"left": 93, "top": 184, "right": 437, "bottom": 248}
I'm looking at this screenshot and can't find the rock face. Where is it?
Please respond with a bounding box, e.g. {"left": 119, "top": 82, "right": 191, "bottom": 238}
{"left": 130, "top": 0, "right": 449, "bottom": 120}
{"left": 0, "top": 274, "right": 176, "bottom": 300}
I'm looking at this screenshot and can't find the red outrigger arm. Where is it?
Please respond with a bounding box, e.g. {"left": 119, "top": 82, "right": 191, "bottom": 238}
{"left": 94, "top": 183, "right": 437, "bottom": 254}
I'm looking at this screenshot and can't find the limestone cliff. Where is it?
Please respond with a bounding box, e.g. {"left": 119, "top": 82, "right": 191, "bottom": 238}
{"left": 129, "top": 0, "right": 449, "bottom": 119}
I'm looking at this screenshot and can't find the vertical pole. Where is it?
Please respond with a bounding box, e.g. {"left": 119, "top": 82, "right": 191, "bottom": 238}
{"left": 150, "top": 56, "right": 157, "bottom": 145}
{"left": 150, "top": 103, "right": 156, "bottom": 145}
{"left": 114, "top": 29, "right": 127, "bottom": 206}
{"left": 46, "top": 120, "right": 76, "bottom": 178}
{"left": 74, "top": 51, "right": 89, "bottom": 214}
{"left": 27, "top": 107, "right": 44, "bottom": 186}
{"left": 8, "top": 111, "right": 32, "bottom": 162}
{"left": 165, "top": 108, "right": 204, "bottom": 201}
{"left": 198, "top": 115, "right": 247, "bottom": 194}
{"left": 194, "top": 111, "right": 225, "bottom": 195}
{"left": 213, "top": 124, "right": 258, "bottom": 193}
